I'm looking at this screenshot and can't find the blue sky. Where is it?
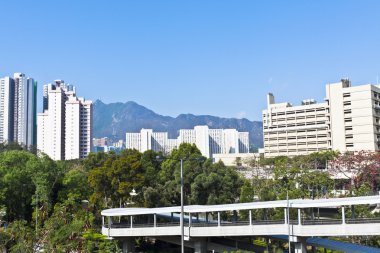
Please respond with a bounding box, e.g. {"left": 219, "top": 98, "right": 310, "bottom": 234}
{"left": 1, "top": 1, "right": 380, "bottom": 121}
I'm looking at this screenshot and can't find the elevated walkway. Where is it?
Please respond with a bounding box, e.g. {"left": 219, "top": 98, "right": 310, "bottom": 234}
{"left": 101, "top": 195, "right": 380, "bottom": 252}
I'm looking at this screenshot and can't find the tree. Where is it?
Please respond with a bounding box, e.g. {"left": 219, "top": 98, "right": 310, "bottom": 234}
{"left": 329, "top": 151, "right": 380, "bottom": 194}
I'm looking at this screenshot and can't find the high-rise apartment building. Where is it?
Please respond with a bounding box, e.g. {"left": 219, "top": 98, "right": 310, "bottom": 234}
{"left": 0, "top": 77, "right": 14, "bottom": 143}
{"left": 263, "top": 79, "right": 380, "bottom": 157}
{"left": 0, "top": 73, "right": 36, "bottom": 147}
{"left": 126, "top": 125, "right": 250, "bottom": 158}
{"left": 37, "top": 80, "right": 92, "bottom": 160}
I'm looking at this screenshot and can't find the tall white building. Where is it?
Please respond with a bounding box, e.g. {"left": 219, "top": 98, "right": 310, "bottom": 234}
{"left": 263, "top": 79, "right": 380, "bottom": 157}
{"left": 37, "top": 80, "right": 92, "bottom": 160}
{"left": 326, "top": 79, "right": 380, "bottom": 152}
{"left": 0, "top": 73, "right": 36, "bottom": 147}
{"left": 0, "top": 77, "right": 14, "bottom": 143}
{"left": 126, "top": 125, "right": 250, "bottom": 158}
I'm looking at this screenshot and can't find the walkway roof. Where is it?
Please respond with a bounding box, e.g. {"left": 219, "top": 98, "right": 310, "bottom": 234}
{"left": 101, "top": 195, "right": 380, "bottom": 217}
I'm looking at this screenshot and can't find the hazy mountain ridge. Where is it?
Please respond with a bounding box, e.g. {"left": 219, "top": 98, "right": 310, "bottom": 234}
{"left": 93, "top": 100, "right": 263, "bottom": 148}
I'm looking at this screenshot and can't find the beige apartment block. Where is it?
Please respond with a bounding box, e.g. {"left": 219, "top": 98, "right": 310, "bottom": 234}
{"left": 263, "top": 79, "right": 380, "bottom": 157}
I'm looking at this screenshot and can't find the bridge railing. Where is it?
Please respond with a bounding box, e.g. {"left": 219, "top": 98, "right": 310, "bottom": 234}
{"left": 301, "top": 219, "right": 342, "bottom": 225}
{"left": 346, "top": 218, "right": 380, "bottom": 224}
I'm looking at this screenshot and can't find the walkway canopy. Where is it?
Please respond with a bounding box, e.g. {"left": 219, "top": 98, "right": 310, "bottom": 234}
{"left": 101, "top": 195, "right": 380, "bottom": 217}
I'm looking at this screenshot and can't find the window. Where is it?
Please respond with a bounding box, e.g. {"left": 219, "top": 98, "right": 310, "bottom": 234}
{"left": 343, "top": 93, "right": 351, "bottom": 97}
{"left": 344, "top": 109, "right": 352, "bottom": 114}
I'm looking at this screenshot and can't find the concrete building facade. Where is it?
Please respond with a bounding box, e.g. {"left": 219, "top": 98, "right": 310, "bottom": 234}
{"left": 37, "top": 80, "right": 92, "bottom": 160}
{"left": 126, "top": 125, "right": 250, "bottom": 158}
{"left": 0, "top": 73, "right": 36, "bottom": 147}
{"left": 0, "top": 77, "right": 14, "bottom": 143}
{"left": 263, "top": 79, "right": 380, "bottom": 157}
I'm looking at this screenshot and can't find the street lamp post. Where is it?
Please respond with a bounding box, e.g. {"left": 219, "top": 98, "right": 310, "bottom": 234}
{"left": 180, "top": 159, "right": 184, "bottom": 253}
{"left": 285, "top": 166, "right": 291, "bottom": 253}
{"left": 156, "top": 155, "right": 204, "bottom": 253}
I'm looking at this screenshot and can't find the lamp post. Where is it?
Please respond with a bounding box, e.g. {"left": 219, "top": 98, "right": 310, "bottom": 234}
{"left": 180, "top": 159, "right": 184, "bottom": 253}
{"left": 156, "top": 155, "right": 204, "bottom": 253}
{"left": 284, "top": 166, "right": 291, "bottom": 253}
{"left": 287, "top": 187, "right": 291, "bottom": 253}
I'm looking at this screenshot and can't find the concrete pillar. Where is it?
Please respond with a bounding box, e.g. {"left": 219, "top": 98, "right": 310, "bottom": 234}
{"left": 294, "top": 238, "right": 307, "bottom": 253}
{"left": 298, "top": 209, "right": 301, "bottom": 225}
{"left": 342, "top": 207, "right": 345, "bottom": 224}
{"left": 217, "top": 212, "right": 221, "bottom": 227}
{"left": 249, "top": 210, "right": 252, "bottom": 226}
{"left": 107, "top": 216, "right": 112, "bottom": 228}
{"left": 284, "top": 208, "right": 288, "bottom": 224}
{"left": 154, "top": 213, "right": 157, "bottom": 227}
{"left": 130, "top": 216, "right": 133, "bottom": 228}
{"left": 122, "top": 238, "right": 135, "bottom": 253}
{"left": 194, "top": 238, "right": 207, "bottom": 253}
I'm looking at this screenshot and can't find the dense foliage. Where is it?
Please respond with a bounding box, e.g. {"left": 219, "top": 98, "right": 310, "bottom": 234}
{"left": 0, "top": 144, "right": 379, "bottom": 251}
{"left": 0, "top": 143, "right": 244, "bottom": 252}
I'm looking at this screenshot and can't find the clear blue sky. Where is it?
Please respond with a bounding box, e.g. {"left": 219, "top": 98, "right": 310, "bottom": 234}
{"left": 1, "top": 1, "right": 380, "bottom": 121}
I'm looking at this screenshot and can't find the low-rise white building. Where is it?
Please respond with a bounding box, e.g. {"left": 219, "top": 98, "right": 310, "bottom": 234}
{"left": 126, "top": 125, "right": 250, "bottom": 158}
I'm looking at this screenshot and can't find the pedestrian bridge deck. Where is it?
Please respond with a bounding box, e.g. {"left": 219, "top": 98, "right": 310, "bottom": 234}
{"left": 101, "top": 195, "right": 380, "bottom": 238}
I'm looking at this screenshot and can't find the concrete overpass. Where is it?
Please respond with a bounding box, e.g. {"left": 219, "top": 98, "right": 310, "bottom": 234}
{"left": 101, "top": 195, "right": 380, "bottom": 252}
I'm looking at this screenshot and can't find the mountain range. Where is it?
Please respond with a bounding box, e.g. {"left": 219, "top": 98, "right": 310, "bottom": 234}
{"left": 93, "top": 100, "right": 263, "bottom": 149}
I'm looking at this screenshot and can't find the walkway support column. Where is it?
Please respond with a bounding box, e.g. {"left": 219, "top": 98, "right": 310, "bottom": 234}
{"left": 154, "top": 213, "right": 157, "bottom": 227}
{"left": 298, "top": 209, "right": 302, "bottom": 225}
{"left": 294, "top": 237, "right": 307, "bottom": 253}
{"left": 284, "top": 208, "right": 288, "bottom": 224}
{"left": 217, "top": 212, "right": 221, "bottom": 227}
{"left": 122, "top": 238, "right": 135, "bottom": 253}
{"left": 342, "top": 207, "right": 345, "bottom": 224}
{"left": 249, "top": 210, "right": 252, "bottom": 226}
{"left": 194, "top": 238, "right": 207, "bottom": 253}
